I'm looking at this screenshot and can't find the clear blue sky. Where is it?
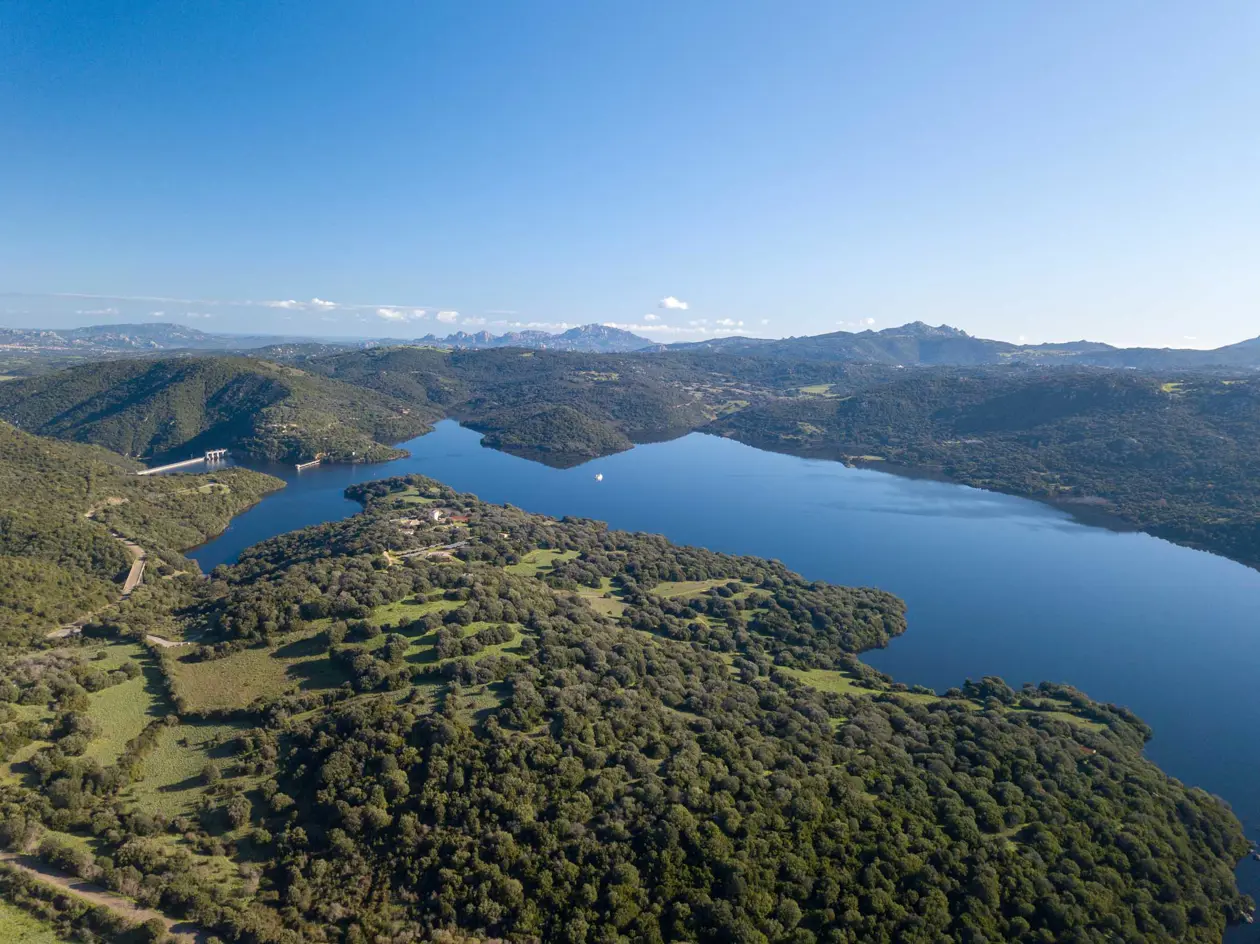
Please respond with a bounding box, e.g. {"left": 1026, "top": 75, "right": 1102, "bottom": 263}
{"left": 2, "top": 2, "right": 1257, "bottom": 346}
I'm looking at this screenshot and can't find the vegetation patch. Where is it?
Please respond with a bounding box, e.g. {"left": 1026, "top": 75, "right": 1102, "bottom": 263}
{"left": 506, "top": 548, "right": 579, "bottom": 576}
{"left": 124, "top": 720, "right": 247, "bottom": 819}
{"left": 650, "top": 578, "right": 731, "bottom": 598}
{"left": 0, "top": 900, "right": 75, "bottom": 944}
{"left": 166, "top": 632, "right": 347, "bottom": 712}
{"left": 82, "top": 673, "right": 160, "bottom": 765}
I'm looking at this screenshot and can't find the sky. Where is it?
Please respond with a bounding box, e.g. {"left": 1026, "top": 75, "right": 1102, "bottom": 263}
{"left": 1, "top": 2, "right": 1258, "bottom": 348}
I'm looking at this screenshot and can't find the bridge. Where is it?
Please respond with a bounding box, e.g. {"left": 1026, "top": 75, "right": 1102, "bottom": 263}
{"left": 136, "top": 449, "right": 229, "bottom": 476}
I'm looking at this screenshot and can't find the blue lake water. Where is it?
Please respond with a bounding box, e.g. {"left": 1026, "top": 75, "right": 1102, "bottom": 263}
{"left": 190, "top": 420, "right": 1260, "bottom": 937}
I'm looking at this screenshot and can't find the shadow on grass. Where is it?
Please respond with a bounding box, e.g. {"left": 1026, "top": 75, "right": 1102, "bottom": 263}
{"left": 286, "top": 656, "right": 350, "bottom": 691}
{"left": 271, "top": 633, "right": 328, "bottom": 660}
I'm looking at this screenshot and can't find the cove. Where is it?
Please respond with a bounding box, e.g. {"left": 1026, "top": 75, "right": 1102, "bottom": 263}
{"left": 191, "top": 420, "right": 1260, "bottom": 938}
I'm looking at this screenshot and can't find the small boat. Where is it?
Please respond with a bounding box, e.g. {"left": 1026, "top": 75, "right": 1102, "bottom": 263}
{"left": 595, "top": 473, "right": 603, "bottom": 482}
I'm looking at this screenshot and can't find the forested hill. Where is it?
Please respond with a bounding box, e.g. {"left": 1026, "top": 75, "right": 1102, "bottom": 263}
{"left": 0, "top": 421, "right": 281, "bottom": 644}
{"left": 667, "top": 321, "right": 1260, "bottom": 369}
{"left": 298, "top": 346, "right": 730, "bottom": 465}
{"left": 710, "top": 371, "right": 1260, "bottom": 567}
{"left": 1, "top": 472, "right": 1248, "bottom": 942}
{"left": 0, "top": 356, "right": 436, "bottom": 464}
{"left": 12, "top": 351, "right": 1260, "bottom": 568}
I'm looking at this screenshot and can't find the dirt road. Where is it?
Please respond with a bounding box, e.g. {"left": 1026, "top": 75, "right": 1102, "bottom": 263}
{"left": 0, "top": 852, "right": 209, "bottom": 943}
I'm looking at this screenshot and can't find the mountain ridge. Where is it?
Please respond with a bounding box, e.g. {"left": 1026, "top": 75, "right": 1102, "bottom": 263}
{"left": 4, "top": 319, "right": 1260, "bottom": 368}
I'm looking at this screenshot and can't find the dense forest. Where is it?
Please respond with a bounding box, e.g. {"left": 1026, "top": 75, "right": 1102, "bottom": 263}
{"left": 0, "top": 464, "right": 1252, "bottom": 942}
{"left": 0, "top": 420, "right": 282, "bottom": 646}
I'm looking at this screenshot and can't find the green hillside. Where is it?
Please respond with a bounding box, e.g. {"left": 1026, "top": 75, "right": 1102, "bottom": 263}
{"left": 0, "top": 474, "right": 1247, "bottom": 943}
{"left": 0, "top": 357, "right": 435, "bottom": 464}
{"left": 0, "top": 421, "right": 282, "bottom": 644}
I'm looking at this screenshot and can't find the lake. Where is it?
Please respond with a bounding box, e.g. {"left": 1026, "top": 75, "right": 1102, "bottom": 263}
{"left": 190, "top": 419, "right": 1260, "bottom": 938}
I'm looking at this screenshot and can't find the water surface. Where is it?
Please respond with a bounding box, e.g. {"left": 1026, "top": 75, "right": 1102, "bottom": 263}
{"left": 189, "top": 420, "right": 1260, "bottom": 937}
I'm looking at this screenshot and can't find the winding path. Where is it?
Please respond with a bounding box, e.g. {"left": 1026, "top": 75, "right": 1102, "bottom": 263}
{"left": 0, "top": 853, "right": 209, "bottom": 943}
{"left": 47, "top": 507, "right": 148, "bottom": 640}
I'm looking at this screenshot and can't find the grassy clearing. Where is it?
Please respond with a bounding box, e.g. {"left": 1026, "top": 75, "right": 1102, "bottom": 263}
{"left": 780, "top": 667, "right": 976, "bottom": 709}
{"left": 1010, "top": 708, "right": 1107, "bottom": 732}
{"left": 361, "top": 595, "right": 463, "bottom": 629}
{"left": 175, "top": 482, "right": 231, "bottom": 496}
{"left": 799, "top": 383, "right": 834, "bottom": 396}
{"left": 778, "top": 666, "right": 870, "bottom": 697}
{"left": 407, "top": 622, "right": 527, "bottom": 668}
{"left": 0, "top": 741, "right": 45, "bottom": 786}
{"left": 577, "top": 579, "right": 627, "bottom": 617}
{"left": 0, "top": 900, "right": 74, "bottom": 943}
{"left": 388, "top": 485, "right": 441, "bottom": 506}
{"left": 124, "top": 721, "right": 246, "bottom": 819}
{"left": 506, "top": 548, "right": 579, "bottom": 576}
{"left": 166, "top": 631, "right": 347, "bottom": 712}
{"left": 87, "top": 640, "right": 146, "bottom": 672}
{"left": 651, "top": 579, "right": 731, "bottom": 599}
{"left": 83, "top": 670, "right": 161, "bottom": 765}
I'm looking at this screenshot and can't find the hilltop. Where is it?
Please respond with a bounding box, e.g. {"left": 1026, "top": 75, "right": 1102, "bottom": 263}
{"left": 0, "top": 356, "right": 435, "bottom": 464}
{"left": 668, "top": 321, "right": 1260, "bottom": 368}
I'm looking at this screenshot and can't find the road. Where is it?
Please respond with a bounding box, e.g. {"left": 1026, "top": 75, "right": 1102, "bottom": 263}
{"left": 47, "top": 527, "right": 147, "bottom": 640}
{"left": 0, "top": 852, "right": 209, "bottom": 943}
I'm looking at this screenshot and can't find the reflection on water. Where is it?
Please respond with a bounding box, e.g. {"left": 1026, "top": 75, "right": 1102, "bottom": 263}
{"left": 187, "top": 420, "right": 1260, "bottom": 935}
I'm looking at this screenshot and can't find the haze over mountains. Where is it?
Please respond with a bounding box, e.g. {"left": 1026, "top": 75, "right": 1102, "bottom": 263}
{"left": 4, "top": 319, "right": 1260, "bottom": 368}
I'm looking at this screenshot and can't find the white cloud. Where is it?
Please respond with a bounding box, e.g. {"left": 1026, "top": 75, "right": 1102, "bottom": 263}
{"left": 463, "top": 316, "right": 486, "bottom": 326}
{"left": 602, "top": 321, "right": 728, "bottom": 336}
{"left": 688, "top": 318, "right": 707, "bottom": 326}
{"left": 149, "top": 311, "right": 165, "bottom": 318}
{"left": 436, "top": 310, "right": 459, "bottom": 323}
{"left": 75, "top": 307, "right": 119, "bottom": 316}
{"left": 760, "top": 319, "right": 770, "bottom": 326}
{"left": 658, "top": 296, "right": 689, "bottom": 310}
{"left": 643, "top": 313, "right": 660, "bottom": 322}
{"left": 376, "top": 307, "right": 427, "bottom": 322}
{"left": 263, "top": 297, "right": 340, "bottom": 311}
{"left": 715, "top": 318, "right": 743, "bottom": 328}
{"left": 497, "top": 321, "right": 577, "bottom": 332}
{"left": 836, "top": 317, "right": 876, "bottom": 329}
{"left": 185, "top": 311, "right": 213, "bottom": 319}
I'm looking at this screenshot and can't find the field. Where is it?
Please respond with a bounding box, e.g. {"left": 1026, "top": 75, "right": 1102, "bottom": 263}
{"left": 777, "top": 666, "right": 872, "bottom": 697}
{"left": 0, "top": 900, "right": 73, "bottom": 944}
{"left": 576, "top": 578, "right": 627, "bottom": 616}
{"left": 387, "top": 485, "right": 441, "bottom": 506}
{"left": 165, "top": 631, "right": 347, "bottom": 712}
{"left": 78, "top": 642, "right": 162, "bottom": 764}
{"left": 506, "top": 548, "right": 579, "bottom": 576}
{"left": 82, "top": 674, "right": 159, "bottom": 764}
{"left": 650, "top": 579, "right": 733, "bottom": 599}
{"left": 123, "top": 721, "right": 247, "bottom": 819}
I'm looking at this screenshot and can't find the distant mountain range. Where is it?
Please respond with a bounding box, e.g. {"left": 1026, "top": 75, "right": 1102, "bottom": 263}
{"left": 0, "top": 323, "right": 290, "bottom": 352}
{"left": 4, "top": 319, "right": 1260, "bottom": 368}
{"left": 0, "top": 322, "right": 656, "bottom": 356}
{"left": 409, "top": 323, "right": 653, "bottom": 353}
{"left": 664, "top": 321, "right": 1260, "bottom": 369}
